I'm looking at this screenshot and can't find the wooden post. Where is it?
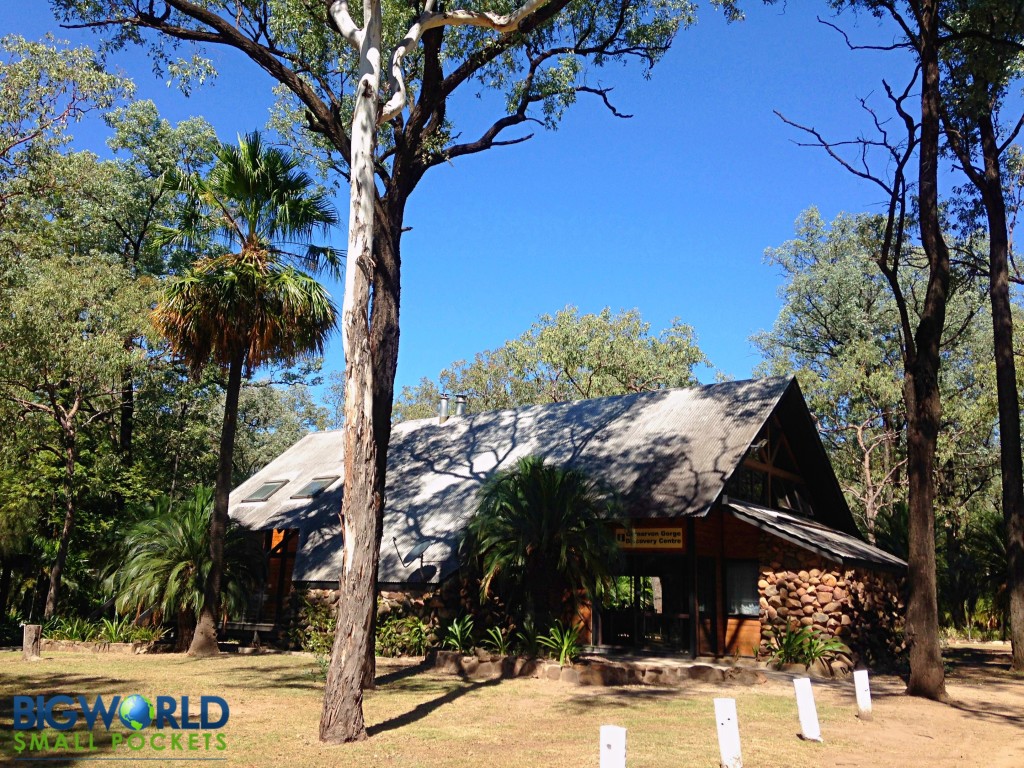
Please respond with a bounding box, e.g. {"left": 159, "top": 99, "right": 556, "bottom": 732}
{"left": 793, "top": 677, "right": 823, "bottom": 742}
{"left": 854, "top": 669, "right": 873, "bottom": 720}
{"left": 599, "top": 724, "right": 626, "bottom": 768}
{"left": 714, "top": 698, "right": 742, "bottom": 768}
{"left": 22, "top": 624, "right": 41, "bottom": 660}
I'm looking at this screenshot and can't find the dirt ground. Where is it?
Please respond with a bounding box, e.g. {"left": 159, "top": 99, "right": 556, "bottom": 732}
{"left": 770, "top": 641, "right": 1024, "bottom": 768}
{"left": 0, "top": 641, "right": 1021, "bottom": 767}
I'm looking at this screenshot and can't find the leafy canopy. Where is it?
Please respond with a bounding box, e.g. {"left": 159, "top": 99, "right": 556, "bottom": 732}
{"left": 395, "top": 305, "right": 709, "bottom": 421}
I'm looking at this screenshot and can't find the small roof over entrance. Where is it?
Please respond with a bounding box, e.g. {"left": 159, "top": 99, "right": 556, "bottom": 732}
{"left": 724, "top": 499, "right": 906, "bottom": 572}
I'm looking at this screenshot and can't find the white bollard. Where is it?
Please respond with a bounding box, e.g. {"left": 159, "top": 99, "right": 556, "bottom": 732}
{"left": 853, "top": 669, "right": 873, "bottom": 721}
{"left": 599, "top": 724, "right": 626, "bottom": 768}
{"left": 714, "top": 697, "right": 743, "bottom": 768}
{"left": 793, "top": 677, "right": 823, "bottom": 742}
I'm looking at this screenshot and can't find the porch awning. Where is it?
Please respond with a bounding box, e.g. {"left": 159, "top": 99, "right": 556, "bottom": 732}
{"left": 723, "top": 500, "right": 906, "bottom": 572}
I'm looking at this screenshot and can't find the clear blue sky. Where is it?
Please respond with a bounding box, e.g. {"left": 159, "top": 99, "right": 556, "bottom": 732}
{"left": 5, "top": 3, "right": 917, "bottom": 393}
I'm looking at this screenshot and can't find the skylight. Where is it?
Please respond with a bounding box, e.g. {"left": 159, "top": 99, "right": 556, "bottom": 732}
{"left": 242, "top": 480, "right": 288, "bottom": 502}
{"left": 291, "top": 476, "right": 340, "bottom": 499}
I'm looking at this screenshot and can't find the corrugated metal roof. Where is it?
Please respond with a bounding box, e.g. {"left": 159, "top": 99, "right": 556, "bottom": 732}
{"left": 229, "top": 377, "right": 795, "bottom": 584}
{"left": 725, "top": 500, "right": 906, "bottom": 571}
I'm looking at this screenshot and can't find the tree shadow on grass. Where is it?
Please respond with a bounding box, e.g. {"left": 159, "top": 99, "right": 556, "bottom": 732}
{"left": 374, "top": 660, "right": 430, "bottom": 687}
{"left": 366, "top": 677, "right": 504, "bottom": 736}
{"left": 561, "top": 686, "right": 686, "bottom": 713}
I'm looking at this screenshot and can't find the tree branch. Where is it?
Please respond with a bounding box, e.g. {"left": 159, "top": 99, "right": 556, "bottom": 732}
{"left": 328, "top": 0, "right": 363, "bottom": 46}
{"left": 576, "top": 86, "right": 632, "bottom": 119}
{"left": 381, "top": 0, "right": 552, "bottom": 124}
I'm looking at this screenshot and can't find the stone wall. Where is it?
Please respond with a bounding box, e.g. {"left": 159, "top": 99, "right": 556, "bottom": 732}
{"left": 758, "top": 534, "right": 905, "bottom": 669}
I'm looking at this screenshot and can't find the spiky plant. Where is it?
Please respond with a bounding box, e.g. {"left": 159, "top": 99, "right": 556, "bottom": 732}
{"left": 111, "top": 486, "right": 264, "bottom": 651}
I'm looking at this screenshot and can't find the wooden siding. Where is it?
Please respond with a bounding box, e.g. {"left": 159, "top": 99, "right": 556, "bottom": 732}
{"left": 722, "top": 513, "right": 759, "bottom": 559}
{"left": 725, "top": 618, "right": 761, "bottom": 656}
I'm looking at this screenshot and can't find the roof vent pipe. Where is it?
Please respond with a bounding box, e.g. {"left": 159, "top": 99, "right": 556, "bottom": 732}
{"left": 438, "top": 393, "right": 450, "bottom": 424}
{"left": 454, "top": 394, "right": 467, "bottom": 417}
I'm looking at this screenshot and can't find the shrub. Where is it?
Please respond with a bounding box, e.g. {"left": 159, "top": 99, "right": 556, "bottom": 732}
{"left": 462, "top": 456, "right": 620, "bottom": 630}
{"left": 297, "top": 598, "right": 335, "bottom": 680}
{"left": 482, "top": 626, "right": 512, "bottom": 656}
{"left": 764, "top": 622, "right": 849, "bottom": 668}
{"left": 537, "top": 621, "right": 582, "bottom": 666}
{"left": 514, "top": 618, "right": 542, "bottom": 658}
{"left": 96, "top": 615, "right": 167, "bottom": 644}
{"left": 376, "top": 614, "right": 430, "bottom": 657}
{"left": 45, "top": 617, "right": 101, "bottom": 641}
{"left": 443, "top": 615, "right": 474, "bottom": 654}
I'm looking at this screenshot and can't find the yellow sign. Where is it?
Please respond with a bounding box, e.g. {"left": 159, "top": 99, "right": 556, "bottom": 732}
{"left": 614, "top": 526, "right": 684, "bottom": 551}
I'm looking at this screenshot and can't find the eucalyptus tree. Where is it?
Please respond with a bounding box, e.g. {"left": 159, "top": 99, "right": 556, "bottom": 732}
{"left": 754, "top": 210, "right": 908, "bottom": 538}
{"left": 0, "top": 35, "right": 129, "bottom": 216}
{"left": 394, "top": 306, "right": 709, "bottom": 422}
{"left": 92, "top": 102, "right": 219, "bottom": 482}
{"left": 53, "top": 0, "right": 741, "bottom": 741}
{"left": 938, "top": 0, "right": 1024, "bottom": 672}
{"left": 756, "top": 209, "right": 1004, "bottom": 634}
{"left": 776, "top": 0, "right": 959, "bottom": 701}
{"left": 0, "top": 252, "right": 151, "bottom": 620}
{"left": 153, "top": 132, "right": 338, "bottom": 657}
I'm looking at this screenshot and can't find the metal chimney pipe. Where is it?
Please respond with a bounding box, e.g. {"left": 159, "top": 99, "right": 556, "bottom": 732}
{"left": 438, "top": 393, "right": 450, "bottom": 423}
{"left": 454, "top": 394, "right": 467, "bottom": 417}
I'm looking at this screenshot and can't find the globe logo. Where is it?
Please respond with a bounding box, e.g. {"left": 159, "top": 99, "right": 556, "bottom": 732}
{"left": 118, "top": 694, "right": 155, "bottom": 731}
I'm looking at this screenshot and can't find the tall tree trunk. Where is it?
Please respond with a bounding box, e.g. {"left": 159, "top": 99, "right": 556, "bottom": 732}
{"left": 43, "top": 438, "right": 78, "bottom": 620}
{"left": 320, "top": 0, "right": 384, "bottom": 743}
{"left": 188, "top": 350, "right": 245, "bottom": 656}
{"left": 976, "top": 113, "right": 1024, "bottom": 672}
{"left": 904, "top": 0, "right": 948, "bottom": 702}
{"left": 359, "top": 206, "right": 406, "bottom": 691}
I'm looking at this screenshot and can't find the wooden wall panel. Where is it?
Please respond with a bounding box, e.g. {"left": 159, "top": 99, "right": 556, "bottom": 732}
{"left": 722, "top": 515, "right": 760, "bottom": 559}
{"left": 694, "top": 509, "right": 723, "bottom": 556}
{"left": 725, "top": 618, "right": 761, "bottom": 657}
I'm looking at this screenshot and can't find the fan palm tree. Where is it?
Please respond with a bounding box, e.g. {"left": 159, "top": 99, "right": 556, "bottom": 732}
{"left": 463, "top": 456, "right": 620, "bottom": 628}
{"left": 111, "top": 487, "right": 265, "bottom": 651}
{"left": 153, "top": 132, "right": 338, "bottom": 656}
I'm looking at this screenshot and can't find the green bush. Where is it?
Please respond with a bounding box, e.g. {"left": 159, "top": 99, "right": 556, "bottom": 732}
{"left": 764, "top": 622, "right": 849, "bottom": 668}
{"left": 376, "top": 614, "right": 430, "bottom": 657}
{"left": 45, "top": 617, "right": 101, "bottom": 641}
{"left": 443, "top": 615, "right": 474, "bottom": 654}
{"left": 296, "top": 598, "right": 335, "bottom": 680}
{"left": 96, "top": 615, "right": 167, "bottom": 644}
{"left": 537, "top": 621, "right": 582, "bottom": 666}
{"left": 514, "top": 618, "right": 542, "bottom": 658}
{"left": 482, "top": 626, "right": 512, "bottom": 656}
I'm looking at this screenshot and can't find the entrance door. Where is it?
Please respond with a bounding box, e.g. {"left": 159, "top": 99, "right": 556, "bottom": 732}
{"left": 598, "top": 555, "right": 689, "bottom": 651}
{"left": 697, "top": 557, "right": 718, "bottom": 656}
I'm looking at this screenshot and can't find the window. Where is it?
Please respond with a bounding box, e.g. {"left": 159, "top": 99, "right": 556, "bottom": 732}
{"left": 725, "top": 560, "right": 760, "bottom": 617}
{"left": 242, "top": 480, "right": 288, "bottom": 502}
{"left": 725, "top": 465, "right": 767, "bottom": 505}
{"left": 291, "top": 476, "right": 340, "bottom": 499}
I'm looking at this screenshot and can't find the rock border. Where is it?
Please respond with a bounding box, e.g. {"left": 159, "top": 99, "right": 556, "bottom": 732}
{"left": 427, "top": 650, "right": 771, "bottom": 688}
{"left": 40, "top": 639, "right": 155, "bottom": 655}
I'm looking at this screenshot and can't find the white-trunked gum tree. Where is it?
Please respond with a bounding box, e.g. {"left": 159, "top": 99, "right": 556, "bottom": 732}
{"left": 53, "top": 0, "right": 743, "bottom": 742}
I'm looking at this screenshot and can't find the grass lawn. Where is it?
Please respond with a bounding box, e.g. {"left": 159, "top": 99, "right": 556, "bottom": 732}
{"left": 1, "top": 646, "right": 1021, "bottom": 767}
